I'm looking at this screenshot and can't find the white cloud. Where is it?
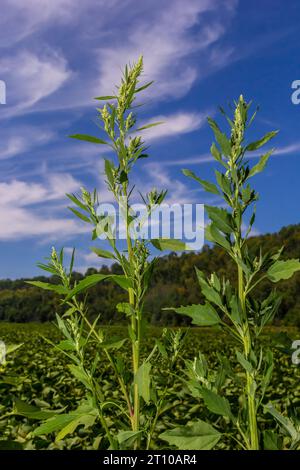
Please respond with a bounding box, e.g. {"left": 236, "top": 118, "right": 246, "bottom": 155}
{"left": 0, "top": 173, "right": 87, "bottom": 240}
{"left": 0, "top": 126, "right": 53, "bottom": 160}
{"left": 0, "top": 0, "right": 237, "bottom": 118}
{"left": 0, "top": 0, "right": 75, "bottom": 46}
{"left": 96, "top": 0, "right": 237, "bottom": 100}
{"left": 0, "top": 50, "right": 72, "bottom": 117}
{"left": 140, "top": 112, "right": 207, "bottom": 141}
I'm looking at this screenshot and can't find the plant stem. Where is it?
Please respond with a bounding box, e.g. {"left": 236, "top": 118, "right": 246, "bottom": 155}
{"left": 237, "top": 262, "right": 259, "bottom": 450}
{"left": 125, "top": 204, "right": 141, "bottom": 448}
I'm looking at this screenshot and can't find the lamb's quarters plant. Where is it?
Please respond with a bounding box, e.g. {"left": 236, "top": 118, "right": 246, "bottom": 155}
{"left": 161, "top": 96, "right": 300, "bottom": 450}
{"left": 21, "top": 57, "right": 187, "bottom": 450}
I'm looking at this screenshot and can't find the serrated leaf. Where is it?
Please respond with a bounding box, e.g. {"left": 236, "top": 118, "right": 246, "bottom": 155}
{"left": 117, "top": 430, "right": 142, "bottom": 446}
{"left": 249, "top": 150, "right": 273, "bottom": 177}
{"left": 116, "top": 302, "right": 134, "bottom": 316}
{"left": 65, "top": 273, "right": 131, "bottom": 300}
{"left": 200, "top": 388, "right": 232, "bottom": 419}
{"left": 205, "top": 206, "right": 233, "bottom": 234}
{"left": 26, "top": 281, "right": 68, "bottom": 295}
{"left": 182, "top": 169, "right": 220, "bottom": 195}
{"left": 90, "top": 247, "right": 116, "bottom": 260}
{"left": 159, "top": 420, "right": 221, "bottom": 450}
{"left": 167, "top": 303, "right": 220, "bottom": 326}
{"left": 14, "top": 399, "right": 62, "bottom": 420}
{"left": 56, "top": 412, "right": 97, "bottom": 442}
{"left": 207, "top": 118, "right": 231, "bottom": 156}
{"left": 267, "top": 259, "right": 300, "bottom": 282}
{"left": 246, "top": 131, "right": 278, "bottom": 151}
{"left": 210, "top": 142, "right": 223, "bottom": 163}
{"left": 68, "top": 207, "right": 91, "bottom": 223}
{"left": 264, "top": 403, "right": 299, "bottom": 442}
{"left": 205, "top": 223, "right": 231, "bottom": 251}
{"left": 66, "top": 193, "right": 88, "bottom": 211}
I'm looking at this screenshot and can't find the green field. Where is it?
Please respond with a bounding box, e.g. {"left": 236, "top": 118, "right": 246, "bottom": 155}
{"left": 1, "top": 322, "right": 299, "bottom": 450}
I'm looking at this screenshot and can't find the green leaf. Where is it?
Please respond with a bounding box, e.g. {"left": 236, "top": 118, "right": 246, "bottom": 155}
{"left": 116, "top": 302, "right": 134, "bottom": 316}
{"left": 90, "top": 247, "right": 116, "bottom": 260}
{"left": 263, "top": 430, "right": 280, "bottom": 450}
{"left": 205, "top": 206, "right": 233, "bottom": 234}
{"left": 135, "top": 362, "right": 151, "bottom": 404}
{"left": 182, "top": 169, "right": 220, "bottom": 195}
{"left": 68, "top": 207, "right": 91, "bottom": 224}
{"left": 210, "top": 142, "right": 223, "bottom": 164}
{"left": 215, "top": 170, "right": 231, "bottom": 195}
{"left": 150, "top": 239, "right": 188, "bottom": 251}
{"left": 68, "top": 365, "right": 93, "bottom": 390}
{"left": 31, "top": 402, "right": 97, "bottom": 441}
{"left": 94, "top": 95, "right": 117, "bottom": 100}
{"left": 104, "top": 159, "right": 115, "bottom": 188}
{"left": 136, "top": 121, "right": 163, "bottom": 131}
{"left": 66, "top": 193, "right": 88, "bottom": 212}
{"left": 65, "top": 273, "right": 131, "bottom": 300}
{"left": 56, "top": 412, "right": 97, "bottom": 442}
{"left": 207, "top": 118, "right": 231, "bottom": 156}
{"left": 167, "top": 303, "right": 220, "bottom": 326}
{"left": 245, "top": 130, "right": 278, "bottom": 151}
{"left": 249, "top": 150, "right": 274, "bottom": 177}
{"left": 6, "top": 343, "right": 23, "bottom": 355}
{"left": 33, "top": 414, "right": 75, "bottom": 437}
{"left": 159, "top": 420, "right": 221, "bottom": 450}
{"left": 200, "top": 388, "right": 232, "bottom": 419}
{"left": 264, "top": 403, "right": 299, "bottom": 442}
{"left": 14, "top": 399, "right": 62, "bottom": 420}
{"left": 205, "top": 223, "right": 231, "bottom": 251}
{"left": 236, "top": 351, "right": 253, "bottom": 373}
{"left": 135, "top": 81, "right": 154, "bottom": 93}
{"left": 195, "top": 268, "right": 223, "bottom": 307}
{"left": 267, "top": 259, "right": 300, "bottom": 282}
{"left": 117, "top": 430, "right": 143, "bottom": 446}
{"left": 69, "top": 134, "right": 108, "bottom": 144}
{"left": 99, "top": 337, "right": 127, "bottom": 351}
{"left": 26, "top": 281, "right": 68, "bottom": 295}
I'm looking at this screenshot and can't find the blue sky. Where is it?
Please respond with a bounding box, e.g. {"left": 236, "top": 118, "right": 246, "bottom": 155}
{"left": 0, "top": 0, "right": 300, "bottom": 279}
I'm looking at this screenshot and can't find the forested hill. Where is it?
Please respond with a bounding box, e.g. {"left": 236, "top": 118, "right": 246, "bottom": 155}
{"left": 1, "top": 223, "right": 300, "bottom": 326}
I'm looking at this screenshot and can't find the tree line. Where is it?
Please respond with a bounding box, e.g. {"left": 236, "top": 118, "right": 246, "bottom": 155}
{"left": 0, "top": 223, "right": 299, "bottom": 326}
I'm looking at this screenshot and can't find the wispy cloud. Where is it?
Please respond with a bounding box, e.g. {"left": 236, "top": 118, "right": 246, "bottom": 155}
{"left": 0, "top": 125, "right": 54, "bottom": 160}
{"left": 0, "top": 50, "right": 71, "bottom": 118}
{"left": 140, "top": 112, "right": 207, "bottom": 142}
{"left": 96, "top": 0, "right": 237, "bottom": 101}
{"left": 0, "top": 0, "right": 238, "bottom": 118}
{"left": 0, "top": 173, "right": 87, "bottom": 240}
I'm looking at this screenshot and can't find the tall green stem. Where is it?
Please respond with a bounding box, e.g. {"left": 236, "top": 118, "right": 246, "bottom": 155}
{"left": 237, "top": 262, "right": 259, "bottom": 450}
{"left": 125, "top": 197, "right": 140, "bottom": 447}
